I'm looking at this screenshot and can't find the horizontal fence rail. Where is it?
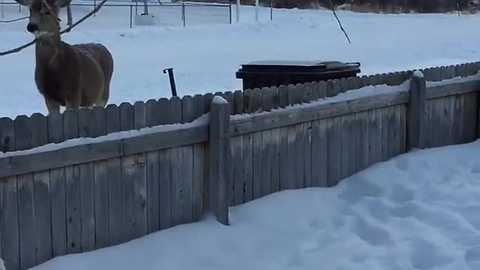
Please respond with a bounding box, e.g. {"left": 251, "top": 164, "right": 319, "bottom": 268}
{"left": 1, "top": 64, "right": 480, "bottom": 270}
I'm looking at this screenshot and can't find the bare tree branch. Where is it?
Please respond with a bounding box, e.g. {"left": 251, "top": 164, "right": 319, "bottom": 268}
{"left": 328, "top": 0, "right": 352, "bottom": 44}
{"left": 0, "top": 0, "right": 108, "bottom": 56}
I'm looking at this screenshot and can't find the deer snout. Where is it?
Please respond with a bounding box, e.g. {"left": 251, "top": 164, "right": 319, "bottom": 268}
{"left": 27, "top": 23, "right": 39, "bottom": 33}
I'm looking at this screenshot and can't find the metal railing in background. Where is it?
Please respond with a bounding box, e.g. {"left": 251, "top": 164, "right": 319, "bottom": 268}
{"left": 0, "top": 0, "right": 233, "bottom": 27}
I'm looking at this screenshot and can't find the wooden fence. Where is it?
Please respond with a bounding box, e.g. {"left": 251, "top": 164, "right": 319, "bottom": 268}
{"left": 1, "top": 61, "right": 480, "bottom": 154}
{"left": 1, "top": 66, "right": 480, "bottom": 270}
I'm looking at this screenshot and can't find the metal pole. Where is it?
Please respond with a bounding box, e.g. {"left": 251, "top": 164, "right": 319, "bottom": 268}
{"left": 270, "top": 2, "right": 273, "bottom": 20}
{"left": 182, "top": 1, "right": 185, "bottom": 26}
{"left": 228, "top": 3, "right": 232, "bottom": 24}
{"left": 255, "top": 0, "right": 259, "bottom": 21}
{"left": 236, "top": 0, "right": 239, "bottom": 22}
{"left": 130, "top": 4, "right": 133, "bottom": 28}
{"left": 163, "top": 68, "right": 178, "bottom": 97}
{"left": 1, "top": 0, "right": 4, "bottom": 19}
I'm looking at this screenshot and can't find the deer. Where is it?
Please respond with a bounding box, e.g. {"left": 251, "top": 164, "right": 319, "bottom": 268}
{"left": 14, "top": 0, "right": 114, "bottom": 114}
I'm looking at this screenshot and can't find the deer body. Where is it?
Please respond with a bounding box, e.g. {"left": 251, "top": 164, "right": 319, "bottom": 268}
{"left": 17, "top": 0, "right": 114, "bottom": 113}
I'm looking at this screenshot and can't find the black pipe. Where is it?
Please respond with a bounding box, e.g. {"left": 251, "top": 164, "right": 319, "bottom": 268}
{"left": 163, "top": 68, "right": 177, "bottom": 97}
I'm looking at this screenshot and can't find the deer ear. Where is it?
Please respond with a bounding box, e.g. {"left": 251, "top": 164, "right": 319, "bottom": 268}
{"left": 14, "top": 0, "right": 31, "bottom": 6}
{"left": 53, "top": 0, "right": 72, "bottom": 8}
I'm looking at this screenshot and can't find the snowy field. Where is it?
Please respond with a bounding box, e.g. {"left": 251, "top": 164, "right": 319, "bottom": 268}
{"left": 0, "top": 140, "right": 472, "bottom": 270}
{"left": 1, "top": 2, "right": 480, "bottom": 119}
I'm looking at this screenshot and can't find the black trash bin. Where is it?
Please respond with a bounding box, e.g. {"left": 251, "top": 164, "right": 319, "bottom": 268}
{"left": 236, "top": 60, "right": 361, "bottom": 90}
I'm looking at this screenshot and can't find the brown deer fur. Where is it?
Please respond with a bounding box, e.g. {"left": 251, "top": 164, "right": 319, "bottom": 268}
{"left": 15, "top": 0, "right": 114, "bottom": 114}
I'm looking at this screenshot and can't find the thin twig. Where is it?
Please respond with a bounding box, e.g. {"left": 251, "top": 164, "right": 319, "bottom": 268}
{"left": 328, "top": 0, "right": 351, "bottom": 44}
{"left": 0, "top": 0, "right": 108, "bottom": 56}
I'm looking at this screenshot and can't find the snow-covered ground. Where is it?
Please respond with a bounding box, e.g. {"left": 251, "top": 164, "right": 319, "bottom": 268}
{"left": 1, "top": 2, "right": 480, "bottom": 119}
{"left": 17, "top": 140, "right": 479, "bottom": 270}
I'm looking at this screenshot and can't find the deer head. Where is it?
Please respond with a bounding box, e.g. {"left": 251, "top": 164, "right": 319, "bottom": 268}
{"left": 14, "top": 0, "right": 71, "bottom": 39}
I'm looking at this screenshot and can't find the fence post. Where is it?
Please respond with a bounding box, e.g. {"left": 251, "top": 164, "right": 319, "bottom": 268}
{"left": 408, "top": 70, "right": 427, "bottom": 150}
{"left": 209, "top": 96, "right": 230, "bottom": 225}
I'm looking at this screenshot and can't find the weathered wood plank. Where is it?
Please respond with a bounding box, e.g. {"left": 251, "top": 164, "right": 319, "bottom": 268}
{"left": 192, "top": 142, "right": 205, "bottom": 218}
{"left": 159, "top": 147, "right": 172, "bottom": 230}
{"left": 120, "top": 102, "right": 136, "bottom": 242}
{"left": 381, "top": 107, "right": 389, "bottom": 161}
{"left": 193, "top": 94, "right": 205, "bottom": 220}
{"left": 326, "top": 117, "right": 341, "bottom": 187}
{"left": 47, "top": 112, "right": 67, "bottom": 257}
{"left": 340, "top": 115, "right": 351, "bottom": 179}
{"left": 261, "top": 88, "right": 273, "bottom": 195}
{"left": 77, "top": 108, "right": 95, "bottom": 252}
{"left": 156, "top": 98, "right": 172, "bottom": 230}
{"left": 251, "top": 89, "right": 263, "bottom": 199}
{"left": 295, "top": 122, "right": 305, "bottom": 189}
{"left": 368, "top": 109, "right": 379, "bottom": 166}
{"left": 0, "top": 117, "right": 19, "bottom": 270}
{"left": 270, "top": 87, "right": 281, "bottom": 193}
{"left": 180, "top": 97, "right": 194, "bottom": 224}
{"left": 277, "top": 86, "right": 289, "bottom": 191}
{"left": 426, "top": 79, "right": 479, "bottom": 100}
{"left": 16, "top": 114, "right": 37, "bottom": 268}
{"left": 303, "top": 120, "right": 313, "bottom": 188}
{"left": 230, "top": 124, "right": 243, "bottom": 204}
{"left": 311, "top": 119, "right": 327, "bottom": 187}
{"left": 29, "top": 113, "right": 52, "bottom": 265}
{"left": 355, "top": 111, "right": 369, "bottom": 172}
{"left": 121, "top": 102, "right": 147, "bottom": 241}
{"left": 145, "top": 100, "right": 160, "bottom": 233}
{"left": 63, "top": 110, "right": 82, "bottom": 254}
{"left": 242, "top": 90, "right": 254, "bottom": 202}
{"left": 464, "top": 92, "right": 478, "bottom": 142}
{"left": 1, "top": 177, "right": 19, "bottom": 270}
{"left": 133, "top": 101, "right": 148, "bottom": 237}
{"left": 443, "top": 96, "right": 455, "bottom": 145}
{"left": 170, "top": 96, "right": 186, "bottom": 226}
{"left": 230, "top": 90, "right": 409, "bottom": 137}
{"left": 387, "top": 106, "right": 397, "bottom": 159}
{"left": 348, "top": 113, "right": 357, "bottom": 176}
{"left": 397, "top": 105, "right": 407, "bottom": 155}
{"left": 92, "top": 106, "right": 109, "bottom": 249}
{"left": 105, "top": 104, "right": 123, "bottom": 246}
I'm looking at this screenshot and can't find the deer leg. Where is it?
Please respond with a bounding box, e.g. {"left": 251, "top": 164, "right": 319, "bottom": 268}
{"left": 45, "top": 98, "right": 60, "bottom": 115}
{"left": 65, "top": 91, "right": 81, "bottom": 110}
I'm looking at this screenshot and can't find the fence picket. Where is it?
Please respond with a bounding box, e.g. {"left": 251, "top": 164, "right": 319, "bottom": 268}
{"left": 62, "top": 110, "right": 82, "bottom": 254}
{"left": 15, "top": 116, "right": 37, "bottom": 270}
{"left": 105, "top": 104, "right": 123, "bottom": 245}
{"left": 180, "top": 96, "right": 194, "bottom": 223}
{"left": 251, "top": 88, "right": 263, "bottom": 199}
{"left": 132, "top": 101, "right": 148, "bottom": 238}
{"left": 0, "top": 117, "right": 19, "bottom": 270}
{"left": 90, "top": 107, "right": 109, "bottom": 249}
{"left": 47, "top": 111, "right": 67, "bottom": 257}
{"left": 193, "top": 94, "right": 205, "bottom": 219}
{"left": 29, "top": 113, "right": 52, "bottom": 265}
{"left": 145, "top": 99, "right": 160, "bottom": 233}
{"left": 77, "top": 108, "right": 95, "bottom": 252}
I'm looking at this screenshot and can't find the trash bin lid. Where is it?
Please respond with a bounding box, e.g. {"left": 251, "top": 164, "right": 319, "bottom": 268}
{"left": 237, "top": 60, "right": 361, "bottom": 74}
